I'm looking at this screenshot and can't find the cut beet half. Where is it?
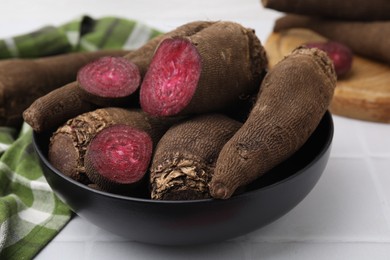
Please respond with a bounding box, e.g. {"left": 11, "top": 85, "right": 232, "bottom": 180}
{"left": 84, "top": 124, "right": 153, "bottom": 190}
{"left": 140, "top": 38, "right": 201, "bottom": 116}
{"left": 77, "top": 56, "right": 141, "bottom": 100}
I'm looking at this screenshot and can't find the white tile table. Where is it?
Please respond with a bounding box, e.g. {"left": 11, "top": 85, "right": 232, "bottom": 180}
{"left": 1, "top": 1, "right": 389, "bottom": 259}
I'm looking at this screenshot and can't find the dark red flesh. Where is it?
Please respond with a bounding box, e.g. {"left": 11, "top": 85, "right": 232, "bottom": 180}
{"left": 305, "top": 41, "right": 353, "bottom": 77}
{"left": 86, "top": 124, "right": 153, "bottom": 184}
{"left": 77, "top": 56, "right": 141, "bottom": 98}
{"left": 140, "top": 38, "right": 201, "bottom": 116}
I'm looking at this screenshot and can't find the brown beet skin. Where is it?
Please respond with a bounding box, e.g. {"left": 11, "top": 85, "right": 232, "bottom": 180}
{"left": 24, "top": 21, "right": 217, "bottom": 132}
{"left": 48, "top": 107, "right": 182, "bottom": 189}
{"left": 1, "top": 50, "right": 127, "bottom": 127}
{"left": 150, "top": 114, "right": 242, "bottom": 200}
{"left": 140, "top": 21, "right": 267, "bottom": 117}
{"left": 262, "top": 0, "right": 390, "bottom": 21}
{"left": 210, "top": 47, "right": 337, "bottom": 199}
{"left": 273, "top": 15, "right": 390, "bottom": 65}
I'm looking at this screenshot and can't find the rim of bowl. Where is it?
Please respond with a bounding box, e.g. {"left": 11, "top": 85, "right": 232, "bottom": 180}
{"left": 33, "top": 111, "right": 334, "bottom": 205}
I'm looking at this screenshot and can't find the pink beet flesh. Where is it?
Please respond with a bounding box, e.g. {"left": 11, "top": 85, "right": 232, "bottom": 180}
{"left": 140, "top": 38, "right": 201, "bottom": 116}
{"left": 87, "top": 124, "right": 153, "bottom": 184}
{"left": 305, "top": 41, "right": 353, "bottom": 77}
{"left": 78, "top": 56, "right": 141, "bottom": 98}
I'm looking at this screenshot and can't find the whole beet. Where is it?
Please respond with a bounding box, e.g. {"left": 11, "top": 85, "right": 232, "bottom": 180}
{"left": 210, "top": 47, "right": 337, "bottom": 199}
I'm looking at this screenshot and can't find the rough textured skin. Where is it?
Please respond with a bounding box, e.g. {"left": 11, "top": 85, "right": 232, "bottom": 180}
{"left": 274, "top": 15, "right": 390, "bottom": 65}
{"left": 23, "top": 21, "right": 216, "bottom": 132}
{"left": 0, "top": 49, "right": 127, "bottom": 127}
{"left": 49, "top": 107, "right": 179, "bottom": 184}
{"left": 262, "top": 0, "right": 390, "bottom": 21}
{"left": 23, "top": 82, "right": 97, "bottom": 133}
{"left": 210, "top": 47, "right": 337, "bottom": 199}
{"left": 141, "top": 21, "right": 268, "bottom": 117}
{"left": 150, "top": 114, "right": 242, "bottom": 200}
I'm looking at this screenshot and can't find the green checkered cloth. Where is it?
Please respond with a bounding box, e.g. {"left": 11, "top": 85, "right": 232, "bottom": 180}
{"left": 0, "top": 15, "right": 161, "bottom": 58}
{"left": 0, "top": 15, "right": 161, "bottom": 259}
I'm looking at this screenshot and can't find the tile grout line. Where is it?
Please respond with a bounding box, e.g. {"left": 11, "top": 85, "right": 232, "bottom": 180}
{"left": 355, "top": 125, "right": 390, "bottom": 233}
{"left": 83, "top": 226, "right": 101, "bottom": 259}
{"left": 244, "top": 238, "right": 390, "bottom": 244}
{"left": 330, "top": 154, "right": 390, "bottom": 159}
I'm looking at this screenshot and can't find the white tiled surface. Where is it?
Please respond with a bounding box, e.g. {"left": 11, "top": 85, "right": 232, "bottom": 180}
{"left": 1, "top": 0, "right": 390, "bottom": 259}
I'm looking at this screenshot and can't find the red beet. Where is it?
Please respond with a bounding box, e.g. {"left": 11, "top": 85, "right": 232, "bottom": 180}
{"left": 139, "top": 21, "right": 267, "bottom": 117}
{"left": 140, "top": 38, "right": 201, "bottom": 116}
{"left": 305, "top": 41, "right": 353, "bottom": 77}
{"left": 84, "top": 124, "right": 153, "bottom": 194}
{"left": 77, "top": 56, "right": 141, "bottom": 105}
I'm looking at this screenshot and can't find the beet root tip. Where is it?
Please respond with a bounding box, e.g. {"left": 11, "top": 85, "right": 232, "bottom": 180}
{"left": 209, "top": 181, "right": 230, "bottom": 199}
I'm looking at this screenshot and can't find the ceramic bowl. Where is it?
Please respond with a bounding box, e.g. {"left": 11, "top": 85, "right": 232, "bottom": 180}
{"left": 32, "top": 111, "right": 333, "bottom": 245}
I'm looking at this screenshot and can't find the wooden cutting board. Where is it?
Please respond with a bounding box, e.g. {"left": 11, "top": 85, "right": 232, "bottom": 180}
{"left": 264, "top": 28, "right": 390, "bottom": 123}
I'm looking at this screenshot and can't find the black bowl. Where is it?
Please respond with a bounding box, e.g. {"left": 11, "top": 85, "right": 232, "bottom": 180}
{"left": 33, "top": 111, "right": 333, "bottom": 246}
